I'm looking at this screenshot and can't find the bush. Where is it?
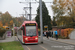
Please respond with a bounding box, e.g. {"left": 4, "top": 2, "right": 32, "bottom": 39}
{"left": 0, "top": 27, "right": 6, "bottom": 37}
{"left": 58, "top": 35, "right": 70, "bottom": 39}
{"left": 53, "top": 35, "right": 70, "bottom": 39}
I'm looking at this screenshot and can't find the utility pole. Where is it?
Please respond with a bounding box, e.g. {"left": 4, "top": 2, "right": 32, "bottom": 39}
{"left": 39, "top": 0, "right": 43, "bottom": 43}
{"left": 13, "top": 23, "right": 15, "bottom": 36}
{"left": 29, "top": 2, "right": 31, "bottom": 21}
{"left": 20, "top": 0, "right": 33, "bottom": 21}
{"left": 23, "top": 7, "right": 31, "bottom": 20}
{"left": 38, "top": 0, "right": 53, "bottom": 44}
{"left": 16, "top": 13, "right": 18, "bottom": 27}
{"left": 13, "top": 23, "right": 15, "bottom": 41}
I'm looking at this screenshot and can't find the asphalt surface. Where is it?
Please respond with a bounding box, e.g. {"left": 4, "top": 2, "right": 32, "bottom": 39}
{"left": 21, "top": 37, "right": 75, "bottom": 50}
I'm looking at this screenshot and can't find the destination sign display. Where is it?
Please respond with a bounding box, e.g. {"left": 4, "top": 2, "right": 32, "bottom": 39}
{"left": 25, "top": 23, "right": 36, "bottom": 26}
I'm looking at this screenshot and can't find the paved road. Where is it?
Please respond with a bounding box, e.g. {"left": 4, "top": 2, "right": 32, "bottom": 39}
{"left": 21, "top": 37, "right": 75, "bottom": 50}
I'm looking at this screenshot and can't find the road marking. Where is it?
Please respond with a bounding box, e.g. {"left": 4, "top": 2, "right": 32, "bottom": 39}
{"left": 39, "top": 45, "right": 47, "bottom": 50}
{"left": 26, "top": 46, "right": 31, "bottom": 50}
{"left": 44, "top": 38, "right": 65, "bottom": 45}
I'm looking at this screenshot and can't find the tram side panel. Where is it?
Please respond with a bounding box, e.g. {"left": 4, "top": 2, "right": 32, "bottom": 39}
{"left": 17, "top": 29, "right": 23, "bottom": 43}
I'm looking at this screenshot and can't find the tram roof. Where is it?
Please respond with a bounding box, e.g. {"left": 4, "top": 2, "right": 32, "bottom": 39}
{"left": 18, "top": 21, "right": 37, "bottom": 30}
{"left": 22, "top": 21, "right": 37, "bottom": 25}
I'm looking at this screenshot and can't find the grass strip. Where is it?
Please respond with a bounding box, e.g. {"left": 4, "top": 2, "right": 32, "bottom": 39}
{"left": 0, "top": 41, "right": 24, "bottom": 50}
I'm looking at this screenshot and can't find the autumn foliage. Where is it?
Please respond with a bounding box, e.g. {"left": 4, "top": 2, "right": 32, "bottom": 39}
{"left": 0, "top": 21, "right": 3, "bottom": 27}
{"left": 52, "top": 0, "right": 75, "bottom": 28}
{"left": 0, "top": 11, "right": 27, "bottom": 28}
{"left": 57, "top": 28, "right": 74, "bottom": 38}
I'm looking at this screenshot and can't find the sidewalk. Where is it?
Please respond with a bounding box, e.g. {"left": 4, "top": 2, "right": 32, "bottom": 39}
{"left": 0, "top": 36, "right": 18, "bottom": 43}
{"left": 44, "top": 36, "right": 75, "bottom": 45}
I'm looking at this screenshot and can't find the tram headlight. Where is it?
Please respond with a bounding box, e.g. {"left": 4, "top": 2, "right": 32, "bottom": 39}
{"left": 35, "top": 37, "right": 38, "bottom": 40}
{"left": 25, "top": 38, "right": 28, "bottom": 40}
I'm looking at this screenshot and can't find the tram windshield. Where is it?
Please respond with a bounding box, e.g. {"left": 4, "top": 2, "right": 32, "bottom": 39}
{"left": 26, "top": 26, "right": 36, "bottom": 36}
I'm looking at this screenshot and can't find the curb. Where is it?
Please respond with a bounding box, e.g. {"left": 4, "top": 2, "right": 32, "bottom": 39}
{"left": 49, "top": 38, "right": 75, "bottom": 45}
{"left": 0, "top": 36, "right": 18, "bottom": 43}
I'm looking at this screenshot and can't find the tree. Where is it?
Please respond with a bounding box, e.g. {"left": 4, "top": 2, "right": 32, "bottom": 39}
{"left": 10, "top": 20, "right": 13, "bottom": 27}
{"left": 12, "top": 16, "right": 28, "bottom": 27}
{"left": 0, "top": 11, "right": 28, "bottom": 28}
{"left": 35, "top": 1, "right": 52, "bottom": 30}
{"left": 51, "top": 0, "right": 75, "bottom": 28}
{"left": 0, "top": 12, "right": 2, "bottom": 16}
{"left": 0, "top": 21, "right": 3, "bottom": 27}
{"left": 1, "top": 11, "right": 13, "bottom": 27}
{"left": 52, "top": 16, "right": 57, "bottom": 26}
{"left": 51, "top": 0, "right": 66, "bottom": 26}
{"left": 51, "top": 0, "right": 65, "bottom": 18}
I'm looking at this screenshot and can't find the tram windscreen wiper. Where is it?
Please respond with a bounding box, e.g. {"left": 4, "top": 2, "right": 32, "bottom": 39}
{"left": 30, "top": 36, "right": 33, "bottom": 37}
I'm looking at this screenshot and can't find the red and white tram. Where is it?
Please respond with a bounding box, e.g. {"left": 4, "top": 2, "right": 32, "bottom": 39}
{"left": 17, "top": 21, "right": 38, "bottom": 44}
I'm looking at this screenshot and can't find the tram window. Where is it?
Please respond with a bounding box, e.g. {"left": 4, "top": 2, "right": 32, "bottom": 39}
{"left": 23, "top": 26, "right": 25, "bottom": 36}
{"left": 26, "top": 26, "right": 36, "bottom": 36}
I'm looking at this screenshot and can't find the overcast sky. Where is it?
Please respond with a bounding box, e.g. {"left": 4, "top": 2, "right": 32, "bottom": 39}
{"left": 0, "top": 0, "right": 53, "bottom": 20}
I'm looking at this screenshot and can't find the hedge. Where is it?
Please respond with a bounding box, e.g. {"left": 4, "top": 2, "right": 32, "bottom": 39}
{"left": 0, "top": 27, "right": 6, "bottom": 37}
